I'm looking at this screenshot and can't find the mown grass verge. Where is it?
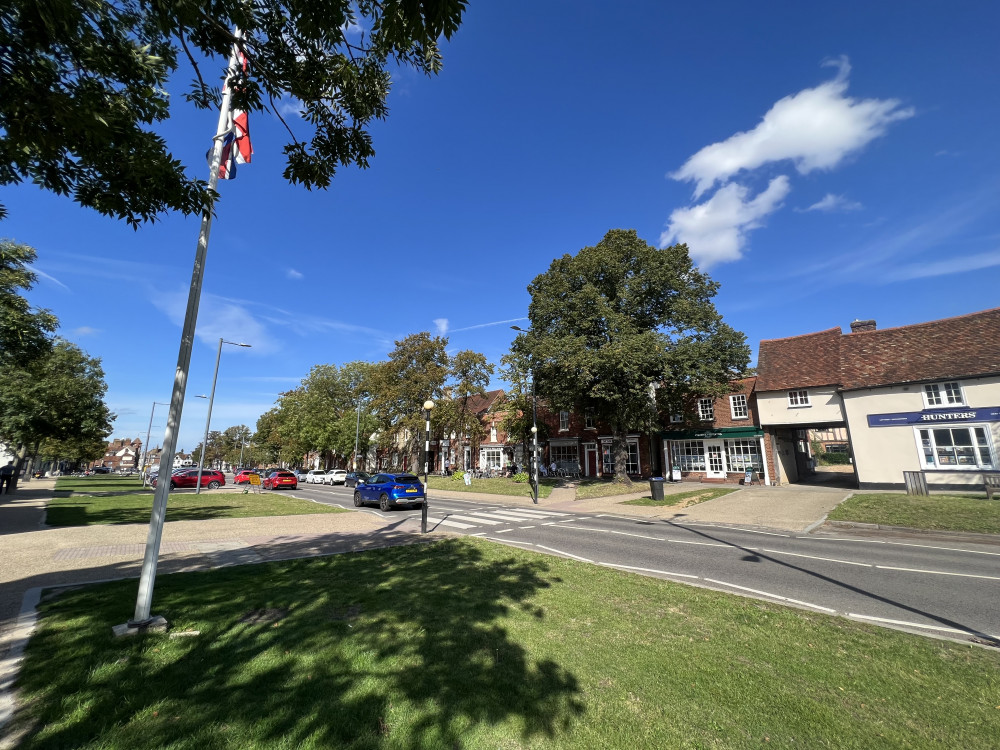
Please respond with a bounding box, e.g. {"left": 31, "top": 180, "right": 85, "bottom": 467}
{"left": 828, "top": 492, "right": 1000, "bottom": 534}
{"left": 427, "top": 475, "right": 559, "bottom": 498}
{"left": 10, "top": 538, "right": 1000, "bottom": 749}
{"left": 622, "top": 487, "right": 738, "bottom": 507}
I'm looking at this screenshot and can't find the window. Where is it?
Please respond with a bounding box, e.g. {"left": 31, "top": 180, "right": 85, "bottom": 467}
{"left": 923, "top": 381, "right": 964, "bottom": 407}
{"left": 672, "top": 440, "right": 706, "bottom": 472}
{"left": 585, "top": 408, "right": 595, "bottom": 429}
{"left": 697, "top": 398, "right": 714, "bottom": 421}
{"left": 825, "top": 443, "right": 849, "bottom": 454}
{"left": 788, "top": 390, "right": 810, "bottom": 407}
{"left": 918, "top": 426, "right": 994, "bottom": 469}
{"left": 600, "top": 440, "right": 639, "bottom": 475}
{"left": 490, "top": 425, "right": 497, "bottom": 442}
{"left": 559, "top": 411, "right": 570, "bottom": 431}
{"left": 550, "top": 443, "right": 579, "bottom": 468}
{"left": 480, "top": 447, "right": 503, "bottom": 469}
{"left": 726, "top": 439, "right": 763, "bottom": 472}
{"left": 729, "top": 394, "right": 748, "bottom": 419}
{"left": 670, "top": 413, "right": 683, "bottom": 424}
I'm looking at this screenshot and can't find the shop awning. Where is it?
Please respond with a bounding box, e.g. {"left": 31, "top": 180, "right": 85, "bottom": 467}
{"left": 661, "top": 427, "right": 763, "bottom": 440}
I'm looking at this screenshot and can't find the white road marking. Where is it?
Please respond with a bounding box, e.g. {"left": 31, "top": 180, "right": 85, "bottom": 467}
{"left": 535, "top": 545, "right": 593, "bottom": 562}
{"left": 424, "top": 517, "right": 476, "bottom": 529}
{"left": 883, "top": 541, "right": 1000, "bottom": 557}
{"left": 502, "top": 509, "right": 571, "bottom": 517}
{"left": 874, "top": 565, "right": 1000, "bottom": 581}
{"left": 494, "top": 529, "right": 515, "bottom": 534}
{"left": 600, "top": 563, "right": 698, "bottom": 579}
{"left": 762, "top": 549, "right": 872, "bottom": 567}
{"left": 703, "top": 579, "right": 836, "bottom": 613}
{"left": 848, "top": 613, "right": 999, "bottom": 639}
{"left": 594, "top": 514, "right": 646, "bottom": 522}
{"left": 519, "top": 526, "right": 535, "bottom": 529}
{"left": 470, "top": 532, "right": 487, "bottom": 537}
{"left": 485, "top": 538, "right": 536, "bottom": 548}
{"left": 800, "top": 537, "right": 884, "bottom": 544}
{"left": 445, "top": 514, "right": 504, "bottom": 525}
{"left": 552, "top": 524, "right": 662, "bottom": 541}
{"left": 475, "top": 511, "right": 545, "bottom": 521}
{"left": 685, "top": 524, "right": 788, "bottom": 537}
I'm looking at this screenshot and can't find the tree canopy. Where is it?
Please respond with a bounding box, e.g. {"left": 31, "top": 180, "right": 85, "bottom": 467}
{"left": 0, "top": 0, "right": 468, "bottom": 224}
{"left": 511, "top": 229, "right": 751, "bottom": 482}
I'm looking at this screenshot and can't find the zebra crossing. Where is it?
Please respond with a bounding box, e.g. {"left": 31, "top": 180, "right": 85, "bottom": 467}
{"left": 422, "top": 506, "right": 576, "bottom": 531}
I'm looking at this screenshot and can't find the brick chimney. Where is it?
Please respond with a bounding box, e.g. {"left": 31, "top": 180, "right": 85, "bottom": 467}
{"left": 850, "top": 319, "right": 877, "bottom": 333}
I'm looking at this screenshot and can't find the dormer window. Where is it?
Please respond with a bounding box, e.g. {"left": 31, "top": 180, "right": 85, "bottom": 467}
{"left": 729, "top": 394, "right": 748, "bottom": 419}
{"left": 923, "top": 381, "right": 964, "bottom": 408}
{"left": 697, "top": 398, "right": 714, "bottom": 421}
{"left": 788, "top": 390, "right": 810, "bottom": 407}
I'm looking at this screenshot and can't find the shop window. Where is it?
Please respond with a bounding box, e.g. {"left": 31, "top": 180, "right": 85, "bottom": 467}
{"left": 551, "top": 443, "right": 579, "bottom": 471}
{"left": 726, "top": 439, "right": 763, "bottom": 472}
{"left": 923, "top": 381, "right": 964, "bottom": 407}
{"left": 559, "top": 411, "right": 570, "bottom": 431}
{"left": 697, "top": 398, "right": 714, "bottom": 421}
{"left": 788, "top": 390, "right": 810, "bottom": 407}
{"left": 672, "top": 440, "right": 706, "bottom": 472}
{"left": 917, "top": 426, "right": 994, "bottom": 469}
{"left": 601, "top": 440, "right": 639, "bottom": 474}
{"left": 729, "top": 394, "right": 748, "bottom": 419}
{"left": 480, "top": 447, "right": 503, "bottom": 469}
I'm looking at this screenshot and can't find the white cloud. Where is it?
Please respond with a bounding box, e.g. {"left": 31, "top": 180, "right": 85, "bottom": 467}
{"left": 286, "top": 268, "right": 303, "bottom": 280}
{"left": 671, "top": 57, "right": 914, "bottom": 198}
{"left": 660, "top": 176, "right": 791, "bottom": 267}
{"left": 434, "top": 318, "right": 449, "bottom": 336}
{"left": 73, "top": 326, "right": 99, "bottom": 336}
{"left": 888, "top": 249, "right": 1000, "bottom": 281}
{"left": 800, "top": 193, "right": 862, "bottom": 212}
{"left": 33, "top": 268, "right": 70, "bottom": 290}
{"left": 149, "top": 289, "right": 277, "bottom": 354}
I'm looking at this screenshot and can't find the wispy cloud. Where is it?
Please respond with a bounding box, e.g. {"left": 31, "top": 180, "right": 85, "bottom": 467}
{"left": 32, "top": 268, "right": 70, "bottom": 290}
{"left": 449, "top": 317, "right": 529, "bottom": 333}
{"left": 671, "top": 56, "right": 914, "bottom": 198}
{"left": 73, "top": 326, "right": 99, "bottom": 336}
{"left": 887, "top": 249, "right": 1000, "bottom": 281}
{"left": 661, "top": 177, "right": 790, "bottom": 267}
{"left": 149, "top": 289, "right": 278, "bottom": 354}
{"left": 286, "top": 268, "right": 304, "bottom": 280}
{"left": 798, "top": 193, "right": 862, "bottom": 213}
{"left": 434, "top": 318, "right": 449, "bottom": 336}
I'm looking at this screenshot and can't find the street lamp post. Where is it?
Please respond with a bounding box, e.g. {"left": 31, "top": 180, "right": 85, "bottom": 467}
{"left": 422, "top": 399, "right": 434, "bottom": 534}
{"left": 353, "top": 399, "right": 362, "bottom": 471}
{"left": 238, "top": 429, "right": 249, "bottom": 468}
{"left": 141, "top": 401, "right": 170, "bottom": 488}
{"left": 511, "top": 325, "right": 540, "bottom": 504}
{"left": 196, "top": 338, "right": 251, "bottom": 494}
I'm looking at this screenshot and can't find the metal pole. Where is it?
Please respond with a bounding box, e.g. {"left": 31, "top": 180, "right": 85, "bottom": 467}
{"left": 353, "top": 399, "right": 362, "bottom": 471}
{"left": 532, "top": 375, "right": 539, "bottom": 504}
{"left": 196, "top": 338, "right": 224, "bottom": 494}
{"left": 129, "top": 30, "right": 243, "bottom": 628}
{"left": 141, "top": 402, "right": 168, "bottom": 488}
{"left": 239, "top": 431, "right": 247, "bottom": 468}
{"left": 422, "top": 405, "right": 431, "bottom": 534}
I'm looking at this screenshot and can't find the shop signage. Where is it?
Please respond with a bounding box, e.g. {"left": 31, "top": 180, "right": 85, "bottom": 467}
{"left": 867, "top": 406, "right": 1000, "bottom": 428}
{"left": 662, "top": 427, "right": 763, "bottom": 440}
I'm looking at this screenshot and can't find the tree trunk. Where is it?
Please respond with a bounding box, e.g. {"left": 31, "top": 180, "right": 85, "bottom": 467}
{"left": 612, "top": 429, "right": 632, "bottom": 485}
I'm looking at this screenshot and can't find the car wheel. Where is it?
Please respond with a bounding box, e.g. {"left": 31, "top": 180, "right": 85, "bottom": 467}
{"left": 208, "top": 480, "right": 220, "bottom": 489}
{"left": 379, "top": 493, "right": 391, "bottom": 512}
{"left": 353, "top": 491, "right": 362, "bottom": 507}
{"left": 169, "top": 481, "right": 177, "bottom": 490}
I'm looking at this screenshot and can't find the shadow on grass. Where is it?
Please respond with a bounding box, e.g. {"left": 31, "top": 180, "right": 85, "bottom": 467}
{"left": 13, "top": 539, "right": 584, "bottom": 748}
{"left": 44, "top": 504, "right": 249, "bottom": 527}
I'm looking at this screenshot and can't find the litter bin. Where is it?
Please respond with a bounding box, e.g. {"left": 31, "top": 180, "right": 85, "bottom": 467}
{"left": 648, "top": 477, "right": 665, "bottom": 501}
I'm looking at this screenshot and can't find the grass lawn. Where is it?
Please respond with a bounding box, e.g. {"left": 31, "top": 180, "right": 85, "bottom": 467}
{"left": 10, "top": 539, "right": 1000, "bottom": 749}
{"left": 574, "top": 479, "right": 650, "bottom": 500}
{"left": 828, "top": 492, "right": 1000, "bottom": 534}
{"left": 622, "top": 487, "right": 738, "bottom": 507}
{"left": 47, "top": 477, "right": 346, "bottom": 527}
{"left": 427, "top": 475, "right": 559, "bottom": 499}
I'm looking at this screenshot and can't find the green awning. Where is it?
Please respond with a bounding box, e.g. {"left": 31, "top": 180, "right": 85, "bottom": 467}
{"left": 661, "top": 427, "right": 763, "bottom": 440}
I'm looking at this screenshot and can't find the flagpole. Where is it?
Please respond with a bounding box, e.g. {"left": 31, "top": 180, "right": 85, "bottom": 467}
{"left": 123, "top": 29, "right": 244, "bottom": 631}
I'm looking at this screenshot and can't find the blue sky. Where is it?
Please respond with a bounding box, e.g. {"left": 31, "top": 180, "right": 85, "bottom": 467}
{"left": 4, "top": 0, "right": 999, "bottom": 454}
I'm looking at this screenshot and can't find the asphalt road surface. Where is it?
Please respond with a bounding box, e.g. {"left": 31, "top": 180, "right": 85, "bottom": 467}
{"left": 291, "top": 482, "right": 1000, "bottom": 646}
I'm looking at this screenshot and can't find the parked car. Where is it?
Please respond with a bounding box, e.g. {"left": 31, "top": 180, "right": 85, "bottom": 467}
{"left": 152, "top": 469, "right": 226, "bottom": 490}
{"left": 92, "top": 466, "right": 111, "bottom": 474}
{"left": 324, "top": 469, "right": 348, "bottom": 485}
{"left": 233, "top": 469, "right": 260, "bottom": 485}
{"left": 353, "top": 473, "right": 425, "bottom": 511}
{"left": 304, "top": 469, "right": 327, "bottom": 484}
{"left": 263, "top": 470, "right": 298, "bottom": 490}
{"left": 344, "top": 471, "right": 370, "bottom": 488}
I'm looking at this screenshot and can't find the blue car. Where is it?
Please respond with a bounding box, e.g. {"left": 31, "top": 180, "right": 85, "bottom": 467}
{"left": 353, "top": 473, "right": 425, "bottom": 511}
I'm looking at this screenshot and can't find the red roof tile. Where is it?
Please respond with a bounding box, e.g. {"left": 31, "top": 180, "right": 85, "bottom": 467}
{"left": 756, "top": 328, "right": 842, "bottom": 390}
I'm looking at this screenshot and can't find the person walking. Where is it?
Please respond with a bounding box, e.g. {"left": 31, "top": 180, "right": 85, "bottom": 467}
{"left": 0, "top": 460, "right": 15, "bottom": 494}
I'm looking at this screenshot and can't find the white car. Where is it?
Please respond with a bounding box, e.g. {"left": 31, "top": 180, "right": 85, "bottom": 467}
{"left": 324, "top": 469, "right": 348, "bottom": 485}
{"left": 305, "top": 469, "right": 327, "bottom": 484}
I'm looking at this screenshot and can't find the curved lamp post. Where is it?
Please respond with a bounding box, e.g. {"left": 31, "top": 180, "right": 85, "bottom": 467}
{"left": 422, "top": 399, "right": 434, "bottom": 534}
{"left": 196, "top": 338, "right": 251, "bottom": 494}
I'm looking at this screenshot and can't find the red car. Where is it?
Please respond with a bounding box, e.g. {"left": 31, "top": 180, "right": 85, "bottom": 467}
{"left": 152, "top": 469, "right": 226, "bottom": 490}
{"left": 234, "top": 470, "right": 260, "bottom": 485}
{"left": 263, "top": 470, "right": 298, "bottom": 490}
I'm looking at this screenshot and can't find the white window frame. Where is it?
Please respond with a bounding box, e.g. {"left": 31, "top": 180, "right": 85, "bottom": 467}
{"left": 669, "top": 413, "right": 683, "bottom": 424}
{"left": 672, "top": 440, "right": 706, "bottom": 472}
{"left": 600, "top": 439, "right": 639, "bottom": 475}
{"left": 923, "top": 381, "right": 965, "bottom": 408}
{"left": 697, "top": 398, "right": 714, "bottom": 421}
{"left": 559, "top": 411, "right": 570, "bottom": 431}
{"left": 729, "top": 394, "right": 748, "bottom": 420}
{"left": 788, "top": 390, "right": 811, "bottom": 408}
{"left": 914, "top": 424, "right": 995, "bottom": 470}
{"left": 480, "top": 446, "right": 504, "bottom": 469}
{"left": 585, "top": 408, "right": 595, "bottom": 430}
{"left": 490, "top": 425, "right": 497, "bottom": 443}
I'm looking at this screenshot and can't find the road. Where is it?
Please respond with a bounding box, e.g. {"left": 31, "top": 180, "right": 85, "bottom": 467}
{"left": 290, "top": 482, "right": 1000, "bottom": 646}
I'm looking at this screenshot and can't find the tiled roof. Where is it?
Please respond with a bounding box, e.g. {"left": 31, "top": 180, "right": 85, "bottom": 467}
{"left": 755, "top": 308, "right": 1000, "bottom": 392}
{"left": 460, "top": 389, "right": 505, "bottom": 415}
{"left": 756, "top": 328, "right": 842, "bottom": 391}
{"left": 839, "top": 307, "right": 1000, "bottom": 390}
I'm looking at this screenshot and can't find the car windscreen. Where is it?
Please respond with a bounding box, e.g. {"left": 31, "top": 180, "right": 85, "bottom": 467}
{"left": 394, "top": 475, "right": 421, "bottom": 484}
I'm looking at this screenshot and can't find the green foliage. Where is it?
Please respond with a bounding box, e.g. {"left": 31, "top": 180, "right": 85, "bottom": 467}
{"left": 817, "top": 451, "right": 852, "bottom": 465}
{"left": 0, "top": 241, "right": 57, "bottom": 368}
{"left": 451, "top": 470, "right": 465, "bottom": 482}
{"left": 512, "top": 471, "right": 529, "bottom": 483}
{"left": 513, "top": 229, "right": 751, "bottom": 480}
{"left": 0, "top": 0, "right": 468, "bottom": 224}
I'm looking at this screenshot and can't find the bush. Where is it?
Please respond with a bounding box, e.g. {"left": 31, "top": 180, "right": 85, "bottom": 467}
{"left": 451, "top": 471, "right": 466, "bottom": 482}
{"left": 818, "top": 452, "right": 852, "bottom": 465}
{"left": 512, "top": 472, "right": 529, "bottom": 483}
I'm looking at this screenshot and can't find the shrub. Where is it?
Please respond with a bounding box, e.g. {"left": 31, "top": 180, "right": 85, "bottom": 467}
{"left": 452, "top": 471, "right": 466, "bottom": 481}
{"left": 512, "top": 472, "right": 529, "bottom": 483}
{"left": 818, "top": 452, "right": 852, "bottom": 465}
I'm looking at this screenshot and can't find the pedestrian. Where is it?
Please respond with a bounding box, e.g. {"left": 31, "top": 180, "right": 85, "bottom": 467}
{"left": 0, "top": 461, "right": 14, "bottom": 495}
